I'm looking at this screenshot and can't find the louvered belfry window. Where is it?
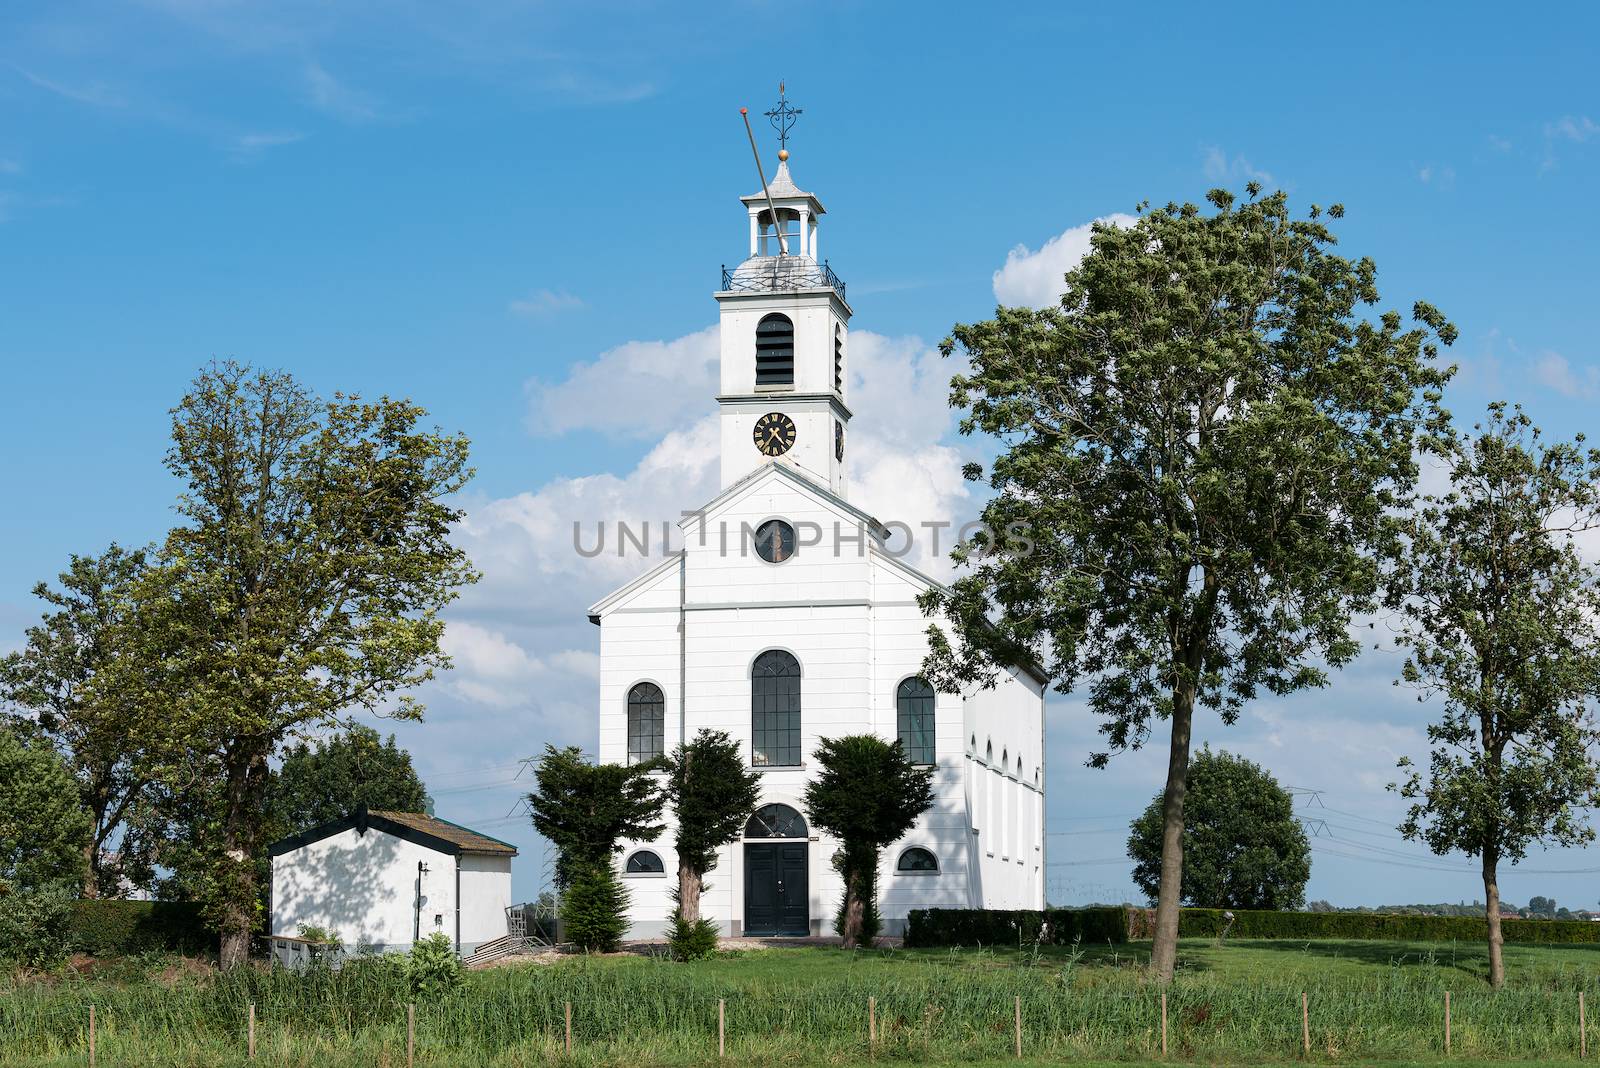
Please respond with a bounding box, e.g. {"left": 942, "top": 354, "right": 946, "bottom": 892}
{"left": 756, "top": 313, "right": 796, "bottom": 386}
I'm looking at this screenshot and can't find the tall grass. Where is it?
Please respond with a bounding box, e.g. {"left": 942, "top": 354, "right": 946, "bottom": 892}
{"left": 4, "top": 950, "right": 1599, "bottom": 1064}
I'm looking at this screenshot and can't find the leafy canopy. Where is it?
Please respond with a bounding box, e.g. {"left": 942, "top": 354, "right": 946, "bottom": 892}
{"left": 526, "top": 745, "right": 664, "bottom": 890}
{"left": 268, "top": 725, "right": 431, "bottom": 836}
{"left": 0, "top": 724, "right": 92, "bottom": 965}
{"left": 664, "top": 729, "right": 761, "bottom": 878}
{"left": 1127, "top": 747, "right": 1311, "bottom": 910}
{"left": 922, "top": 189, "right": 1455, "bottom": 763}
{"left": 1393, "top": 404, "right": 1600, "bottom": 865}
{"left": 0, "top": 544, "right": 161, "bottom": 897}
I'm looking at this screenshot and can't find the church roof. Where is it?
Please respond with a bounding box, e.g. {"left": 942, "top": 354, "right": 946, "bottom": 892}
{"left": 741, "top": 161, "right": 826, "bottom": 213}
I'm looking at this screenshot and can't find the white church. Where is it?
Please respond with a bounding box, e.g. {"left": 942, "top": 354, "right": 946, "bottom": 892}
{"left": 590, "top": 102, "right": 1045, "bottom": 938}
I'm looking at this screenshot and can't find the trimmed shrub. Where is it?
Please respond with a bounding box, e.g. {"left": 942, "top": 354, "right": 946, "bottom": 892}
{"left": 1175, "top": 907, "right": 1600, "bottom": 944}
{"left": 562, "top": 864, "right": 630, "bottom": 953}
{"left": 904, "top": 907, "right": 1128, "bottom": 948}
{"left": 67, "top": 900, "right": 211, "bottom": 957}
{"left": 666, "top": 914, "right": 720, "bottom": 961}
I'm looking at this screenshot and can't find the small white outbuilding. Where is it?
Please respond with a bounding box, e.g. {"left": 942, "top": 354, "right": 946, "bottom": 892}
{"left": 269, "top": 806, "right": 517, "bottom": 960}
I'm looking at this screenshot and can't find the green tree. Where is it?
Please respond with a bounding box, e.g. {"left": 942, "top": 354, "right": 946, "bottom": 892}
{"left": 1392, "top": 404, "right": 1600, "bottom": 988}
{"left": 663, "top": 730, "right": 760, "bottom": 930}
{"left": 562, "top": 863, "right": 630, "bottom": 952}
{"left": 0, "top": 724, "right": 92, "bottom": 965}
{"left": 526, "top": 745, "right": 664, "bottom": 890}
{"left": 802, "top": 735, "right": 934, "bottom": 948}
{"left": 268, "top": 725, "right": 430, "bottom": 836}
{"left": 0, "top": 545, "right": 161, "bottom": 897}
{"left": 1127, "top": 748, "right": 1310, "bottom": 910}
{"left": 921, "top": 188, "right": 1453, "bottom": 980}
{"left": 121, "top": 361, "right": 477, "bottom": 966}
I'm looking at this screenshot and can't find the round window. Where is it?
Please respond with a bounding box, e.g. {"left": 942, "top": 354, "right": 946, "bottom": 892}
{"left": 754, "top": 519, "right": 796, "bottom": 563}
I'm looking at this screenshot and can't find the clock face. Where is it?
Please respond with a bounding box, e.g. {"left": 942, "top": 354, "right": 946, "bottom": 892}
{"left": 753, "top": 412, "right": 797, "bottom": 457}
{"left": 835, "top": 419, "right": 845, "bottom": 461}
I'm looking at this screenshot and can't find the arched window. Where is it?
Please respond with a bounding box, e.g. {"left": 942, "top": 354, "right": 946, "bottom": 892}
{"left": 626, "top": 682, "right": 665, "bottom": 764}
{"left": 625, "top": 850, "right": 665, "bottom": 874}
{"left": 1017, "top": 756, "right": 1024, "bottom": 777}
{"left": 751, "top": 650, "right": 801, "bottom": 766}
{"left": 755, "top": 314, "right": 795, "bottom": 386}
{"left": 985, "top": 740, "right": 993, "bottom": 764}
{"left": 896, "top": 677, "right": 935, "bottom": 766}
{"left": 834, "top": 323, "right": 844, "bottom": 393}
{"left": 897, "top": 847, "right": 938, "bottom": 873}
{"left": 745, "top": 803, "right": 807, "bottom": 838}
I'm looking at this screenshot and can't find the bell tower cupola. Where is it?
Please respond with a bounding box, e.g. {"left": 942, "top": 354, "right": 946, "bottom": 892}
{"left": 716, "top": 86, "right": 852, "bottom": 498}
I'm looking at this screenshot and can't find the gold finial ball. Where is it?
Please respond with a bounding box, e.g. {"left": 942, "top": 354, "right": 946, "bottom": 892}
{"left": 778, "top": 149, "right": 789, "bottom": 162}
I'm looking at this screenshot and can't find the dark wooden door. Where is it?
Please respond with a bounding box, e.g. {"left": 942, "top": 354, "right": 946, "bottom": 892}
{"left": 744, "top": 842, "right": 809, "bottom": 936}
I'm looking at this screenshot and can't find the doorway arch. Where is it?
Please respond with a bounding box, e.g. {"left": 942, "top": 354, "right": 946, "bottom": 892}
{"left": 743, "top": 803, "right": 809, "bottom": 936}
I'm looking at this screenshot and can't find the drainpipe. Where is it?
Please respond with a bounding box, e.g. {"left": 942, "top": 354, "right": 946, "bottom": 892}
{"left": 454, "top": 856, "right": 462, "bottom": 956}
{"left": 414, "top": 860, "right": 424, "bottom": 944}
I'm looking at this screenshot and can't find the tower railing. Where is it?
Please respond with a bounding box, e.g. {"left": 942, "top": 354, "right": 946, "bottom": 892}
{"left": 721, "top": 258, "right": 846, "bottom": 300}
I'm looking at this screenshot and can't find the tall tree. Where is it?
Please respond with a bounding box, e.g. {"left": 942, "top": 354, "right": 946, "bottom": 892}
{"left": 1127, "top": 747, "right": 1310, "bottom": 910}
{"left": 1392, "top": 404, "right": 1600, "bottom": 988}
{"left": 0, "top": 545, "right": 160, "bottom": 897}
{"left": 0, "top": 724, "right": 92, "bottom": 966}
{"left": 268, "top": 725, "right": 431, "bottom": 836}
{"left": 123, "top": 361, "right": 477, "bottom": 966}
{"left": 663, "top": 729, "right": 761, "bottom": 926}
{"left": 525, "top": 745, "right": 665, "bottom": 891}
{"left": 921, "top": 188, "right": 1454, "bottom": 980}
{"left": 802, "top": 735, "right": 934, "bottom": 948}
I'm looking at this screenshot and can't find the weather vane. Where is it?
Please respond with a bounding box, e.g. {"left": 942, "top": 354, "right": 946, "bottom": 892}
{"left": 764, "top": 81, "right": 801, "bottom": 154}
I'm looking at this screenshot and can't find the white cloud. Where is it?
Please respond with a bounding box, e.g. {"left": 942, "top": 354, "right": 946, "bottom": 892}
{"left": 524, "top": 325, "right": 719, "bottom": 438}
{"left": 1546, "top": 116, "right": 1599, "bottom": 143}
{"left": 1533, "top": 351, "right": 1599, "bottom": 398}
{"left": 17, "top": 68, "right": 127, "bottom": 109}
{"left": 1201, "top": 145, "right": 1274, "bottom": 187}
{"left": 1417, "top": 164, "right": 1455, "bottom": 187}
{"left": 228, "top": 130, "right": 305, "bottom": 159}
{"left": 304, "top": 61, "right": 379, "bottom": 122}
{"left": 509, "top": 288, "right": 585, "bottom": 318}
{"left": 991, "top": 215, "right": 1138, "bottom": 309}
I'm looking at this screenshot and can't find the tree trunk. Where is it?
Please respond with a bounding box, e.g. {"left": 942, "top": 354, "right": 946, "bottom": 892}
{"left": 217, "top": 746, "right": 269, "bottom": 968}
{"left": 82, "top": 841, "right": 100, "bottom": 899}
{"left": 1483, "top": 849, "right": 1505, "bottom": 989}
{"left": 839, "top": 865, "right": 868, "bottom": 949}
{"left": 678, "top": 861, "right": 702, "bottom": 925}
{"left": 1149, "top": 683, "right": 1195, "bottom": 983}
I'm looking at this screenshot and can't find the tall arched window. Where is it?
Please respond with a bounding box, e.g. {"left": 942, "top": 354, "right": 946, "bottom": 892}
{"left": 755, "top": 314, "right": 796, "bottom": 386}
{"left": 896, "top": 677, "right": 935, "bottom": 766}
{"left": 751, "top": 650, "right": 801, "bottom": 766}
{"left": 626, "top": 682, "right": 664, "bottom": 764}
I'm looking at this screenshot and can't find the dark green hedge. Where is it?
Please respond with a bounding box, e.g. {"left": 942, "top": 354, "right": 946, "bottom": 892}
{"left": 67, "top": 900, "right": 212, "bottom": 957}
{"left": 1175, "top": 907, "right": 1600, "bottom": 944}
{"left": 904, "top": 907, "right": 1128, "bottom": 948}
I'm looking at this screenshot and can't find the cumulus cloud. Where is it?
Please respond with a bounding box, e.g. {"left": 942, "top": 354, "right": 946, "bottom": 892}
{"left": 991, "top": 215, "right": 1138, "bottom": 309}
{"left": 524, "top": 326, "right": 719, "bottom": 438}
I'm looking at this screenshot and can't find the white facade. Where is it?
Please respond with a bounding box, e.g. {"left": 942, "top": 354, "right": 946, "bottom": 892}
{"left": 589, "top": 150, "right": 1046, "bottom": 939}
{"left": 269, "top": 810, "right": 516, "bottom": 956}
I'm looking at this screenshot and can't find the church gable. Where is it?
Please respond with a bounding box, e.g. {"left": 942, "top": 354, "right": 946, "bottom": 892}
{"left": 587, "top": 551, "right": 683, "bottom": 622}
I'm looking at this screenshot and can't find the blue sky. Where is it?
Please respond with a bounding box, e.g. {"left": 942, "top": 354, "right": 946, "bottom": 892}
{"left": 4, "top": 1, "right": 1600, "bottom": 908}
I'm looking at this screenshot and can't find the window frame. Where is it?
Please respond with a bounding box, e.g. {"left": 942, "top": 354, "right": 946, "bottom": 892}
{"left": 755, "top": 313, "right": 796, "bottom": 388}
{"left": 895, "top": 847, "right": 939, "bottom": 875}
{"left": 625, "top": 680, "right": 666, "bottom": 765}
{"left": 623, "top": 850, "right": 667, "bottom": 878}
{"left": 895, "top": 675, "right": 936, "bottom": 767}
{"left": 750, "top": 649, "right": 802, "bottom": 768}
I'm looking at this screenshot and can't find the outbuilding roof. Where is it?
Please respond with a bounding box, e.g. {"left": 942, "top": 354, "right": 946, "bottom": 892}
{"left": 267, "top": 805, "right": 518, "bottom": 858}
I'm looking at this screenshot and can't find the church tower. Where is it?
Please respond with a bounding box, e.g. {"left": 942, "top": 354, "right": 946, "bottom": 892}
{"left": 716, "top": 89, "right": 852, "bottom": 498}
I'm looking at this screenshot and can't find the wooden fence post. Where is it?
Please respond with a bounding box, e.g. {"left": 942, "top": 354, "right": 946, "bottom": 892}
{"left": 1014, "top": 995, "right": 1022, "bottom": 1058}
{"left": 1301, "top": 992, "right": 1309, "bottom": 1056}
{"left": 869, "top": 996, "right": 877, "bottom": 1047}
{"left": 248, "top": 1001, "right": 256, "bottom": 1059}
{"left": 719, "top": 998, "right": 726, "bottom": 1059}
{"left": 1582, "top": 990, "right": 1588, "bottom": 1059}
{"left": 1160, "top": 991, "right": 1168, "bottom": 1057}
{"left": 88, "top": 1005, "right": 96, "bottom": 1068}
{"left": 407, "top": 1003, "right": 415, "bottom": 1068}
{"left": 1444, "top": 991, "right": 1451, "bottom": 1054}
{"left": 565, "top": 1001, "right": 573, "bottom": 1055}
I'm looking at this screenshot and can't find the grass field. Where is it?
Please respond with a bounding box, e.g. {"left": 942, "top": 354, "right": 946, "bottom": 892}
{"left": 5, "top": 938, "right": 1600, "bottom": 1065}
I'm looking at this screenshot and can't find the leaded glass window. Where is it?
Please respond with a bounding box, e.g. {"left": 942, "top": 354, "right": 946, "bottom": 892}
{"left": 897, "top": 847, "right": 938, "bottom": 872}
{"left": 896, "top": 676, "right": 935, "bottom": 766}
{"left": 745, "top": 803, "right": 807, "bottom": 839}
{"left": 626, "top": 681, "right": 664, "bottom": 764}
{"left": 751, "top": 650, "right": 801, "bottom": 766}
{"left": 625, "top": 850, "right": 664, "bottom": 874}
